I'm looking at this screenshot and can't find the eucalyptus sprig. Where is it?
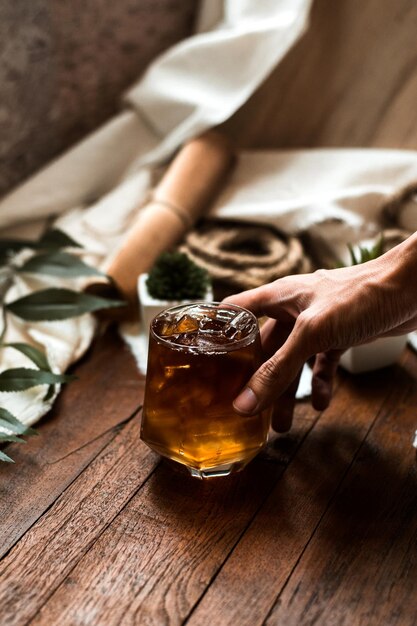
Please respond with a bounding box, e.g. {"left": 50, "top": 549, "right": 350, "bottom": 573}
{"left": 0, "top": 228, "right": 125, "bottom": 463}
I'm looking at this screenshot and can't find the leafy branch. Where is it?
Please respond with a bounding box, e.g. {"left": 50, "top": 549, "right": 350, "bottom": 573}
{"left": 0, "top": 228, "right": 125, "bottom": 463}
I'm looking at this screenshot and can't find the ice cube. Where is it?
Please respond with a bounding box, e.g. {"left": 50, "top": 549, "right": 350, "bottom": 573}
{"left": 224, "top": 326, "right": 242, "bottom": 341}
{"left": 172, "top": 332, "right": 199, "bottom": 346}
{"left": 229, "top": 311, "right": 250, "bottom": 329}
{"left": 173, "top": 314, "right": 200, "bottom": 334}
{"left": 199, "top": 316, "right": 226, "bottom": 333}
{"left": 222, "top": 310, "right": 254, "bottom": 340}
{"left": 195, "top": 332, "right": 229, "bottom": 348}
{"left": 180, "top": 305, "right": 205, "bottom": 320}
{"left": 158, "top": 320, "right": 178, "bottom": 337}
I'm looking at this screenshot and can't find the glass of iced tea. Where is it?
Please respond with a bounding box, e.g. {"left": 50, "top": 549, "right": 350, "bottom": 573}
{"left": 141, "top": 302, "right": 270, "bottom": 479}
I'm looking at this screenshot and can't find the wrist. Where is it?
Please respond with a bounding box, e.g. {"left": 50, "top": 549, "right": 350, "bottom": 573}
{"left": 377, "top": 231, "right": 417, "bottom": 282}
{"left": 370, "top": 231, "right": 417, "bottom": 327}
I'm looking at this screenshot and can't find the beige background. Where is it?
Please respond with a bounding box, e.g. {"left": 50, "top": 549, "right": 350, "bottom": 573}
{"left": 2, "top": 0, "right": 417, "bottom": 199}
{"left": 222, "top": 0, "right": 417, "bottom": 151}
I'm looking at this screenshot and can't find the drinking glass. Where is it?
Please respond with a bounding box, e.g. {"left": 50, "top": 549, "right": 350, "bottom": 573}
{"left": 141, "top": 302, "right": 270, "bottom": 478}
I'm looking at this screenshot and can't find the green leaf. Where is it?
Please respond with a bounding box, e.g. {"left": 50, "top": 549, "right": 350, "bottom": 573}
{"left": 38, "top": 229, "right": 82, "bottom": 249}
{"left": 3, "top": 342, "right": 50, "bottom": 371}
{"left": 0, "top": 450, "right": 14, "bottom": 463}
{"left": 0, "top": 368, "right": 75, "bottom": 392}
{"left": 371, "top": 233, "right": 384, "bottom": 259}
{"left": 0, "top": 239, "right": 37, "bottom": 255}
{"left": 343, "top": 233, "right": 386, "bottom": 267}
{"left": 0, "top": 408, "right": 37, "bottom": 436}
{"left": 6, "top": 288, "right": 126, "bottom": 321}
{"left": 0, "top": 409, "right": 37, "bottom": 463}
{"left": 347, "top": 244, "right": 359, "bottom": 266}
{"left": 0, "top": 229, "right": 82, "bottom": 266}
{"left": 0, "top": 433, "right": 26, "bottom": 444}
{"left": 18, "top": 251, "right": 103, "bottom": 278}
{"left": 0, "top": 239, "right": 37, "bottom": 265}
{"left": 0, "top": 344, "right": 60, "bottom": 403}
{"left": 43, "top": 385, "right": 55, "bottom": 402}
{"left": 359, "top": 246, "right": 370, "bottom": 263}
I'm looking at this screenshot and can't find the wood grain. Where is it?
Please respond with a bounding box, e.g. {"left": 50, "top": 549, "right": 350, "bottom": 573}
{"left": 27, "top": 404, "right": 316, "bottom": 626}
{"left": 265, "top": 352, "right": 417, "bottom": 626}
{"left": 0, "top": 329, "right": 144, "bottom": 558}
{"left": 186, "top": 367, "right": 403, "bottom": 626}
{"left": 1, "top": 2, "right": 417, "bottom": 625}
{"left": 0, "top": 418, "right": 159, "bottom": 626}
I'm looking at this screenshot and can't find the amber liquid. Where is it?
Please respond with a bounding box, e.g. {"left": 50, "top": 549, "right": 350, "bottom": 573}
{"left": 141, "top": 327, "right": 269, "bottom": 473}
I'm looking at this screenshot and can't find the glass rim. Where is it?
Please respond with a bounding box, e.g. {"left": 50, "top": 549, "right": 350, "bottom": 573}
{"left": 149, "top": 301, "right": 259, "bottom": 352}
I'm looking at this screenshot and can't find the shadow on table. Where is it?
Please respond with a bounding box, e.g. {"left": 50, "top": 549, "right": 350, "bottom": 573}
{"left": 145, "top": 412, "right": 312, "bottom": 521}
{"left": 136, "top": 362, "right": 417, "bottom": 617}
{"left": 146, "top": 412, "right": 416, "bottom": 552}
{"left": 145, "top": 360, "right": 417, "bottom": 565}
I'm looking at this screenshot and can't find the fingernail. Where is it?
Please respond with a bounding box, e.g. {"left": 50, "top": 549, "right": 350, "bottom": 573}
{"left": 233, "top": 387, "right": 258, "bottom": 414}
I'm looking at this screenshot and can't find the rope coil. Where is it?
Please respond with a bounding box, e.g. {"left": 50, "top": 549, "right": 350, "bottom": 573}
{"left": 180, "top": 219, "right": 312, "bottom": 297}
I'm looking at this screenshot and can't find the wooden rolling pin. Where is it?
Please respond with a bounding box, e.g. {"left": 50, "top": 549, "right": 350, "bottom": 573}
{"left": 90, "top": 131, "right": 235, "bottom": 320}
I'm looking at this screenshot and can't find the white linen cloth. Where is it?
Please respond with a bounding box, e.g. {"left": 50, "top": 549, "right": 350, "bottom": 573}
{"left": 124, "top": 149, "right": 417, "bottom": 397}
{"left": 0, "top": 0, "right": 416, "bottom": 446}
{"left": 0, "top": 0, "right": 313, "bottom": 428}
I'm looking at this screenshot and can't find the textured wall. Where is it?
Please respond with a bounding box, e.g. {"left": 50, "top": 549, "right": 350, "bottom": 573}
{"left": 0, "top": 0, "right": 199, "bottom": 198}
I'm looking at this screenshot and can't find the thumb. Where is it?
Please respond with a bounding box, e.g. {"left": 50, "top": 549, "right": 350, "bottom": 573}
{"left": 233, "top": 327, "right": 308, "bottom": 416}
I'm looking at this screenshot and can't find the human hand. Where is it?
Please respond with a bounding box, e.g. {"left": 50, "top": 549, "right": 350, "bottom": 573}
{"left": 225, "top": 234, "right": 417, "bottom": 432}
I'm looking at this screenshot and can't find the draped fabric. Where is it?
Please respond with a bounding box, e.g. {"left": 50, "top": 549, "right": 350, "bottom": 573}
{"left": 0, "top": 0, "right": 416, "bottom": 443}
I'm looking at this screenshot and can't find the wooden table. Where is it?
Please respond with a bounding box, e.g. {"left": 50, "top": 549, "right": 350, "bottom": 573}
{"left": 0, "top": 330, "right": 416, "bottom": 625}
{"left": 1, "top": 0, "right": 417, "bottom": 623}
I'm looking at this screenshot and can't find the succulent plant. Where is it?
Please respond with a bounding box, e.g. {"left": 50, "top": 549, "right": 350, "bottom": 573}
{"left": 346, "top": 233, "right": 385, "bottom": 266}
{"left": 335, "top": 233, "right": 385, "bottom": 268}
{"left": 146, "top": 252, "right": 210, "bottom": 300}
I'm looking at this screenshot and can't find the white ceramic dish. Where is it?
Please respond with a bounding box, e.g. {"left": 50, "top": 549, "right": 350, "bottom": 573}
{"left": 339, "top": 335, "right": 408, "bottom": 374}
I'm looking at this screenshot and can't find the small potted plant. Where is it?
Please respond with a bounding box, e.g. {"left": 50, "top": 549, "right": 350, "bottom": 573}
{"left": 338, "top": 233, "right": 408, "bottom": 374}
{"left": 138, "top": 251, "right": 213, "bottom": 345}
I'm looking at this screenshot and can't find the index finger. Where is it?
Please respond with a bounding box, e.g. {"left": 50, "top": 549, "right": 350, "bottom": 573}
{"left": 223, "top": 284, "right": 274, "bottom": 318}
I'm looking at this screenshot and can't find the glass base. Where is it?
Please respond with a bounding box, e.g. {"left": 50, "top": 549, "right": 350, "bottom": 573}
{"left": 188, "top": 459, "right": 247, "bottom": 480}
{"left": 141, "top": 436, "right": 262, "bottom": 479}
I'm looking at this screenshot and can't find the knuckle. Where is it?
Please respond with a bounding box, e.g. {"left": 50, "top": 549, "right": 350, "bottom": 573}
{"left": 296, "top": 309, "right": 313, "bottom": 327}
{"left": 313, "top": 268, "right": 328, "bottom": 280}
{"left": 313, "top": 268, "right": 334, "bottom": 287}
{"left": 296, "top": 309, "right": 317, "bottom": 335}
{"left": 256, "top": 355, "right": 281, "bottom": 389}
{"left": 295, "top": 310, "right": 322, "bottom": 353}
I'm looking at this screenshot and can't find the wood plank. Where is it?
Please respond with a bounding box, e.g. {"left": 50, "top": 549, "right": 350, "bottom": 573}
{"left": 222, "top": 0, "right": 417, "bottom": 150}
{"left": 25, "top": 404, "right": 317, "bottom": 626}
{"left": 265, "top": 351, "right": 417, "bottom": 626}
{"left": 0, "top": 418, "right": 159, "bottom": 626}
{"left": 0, "top": 328, "right": 144, "bottom": 558}
{"left": 186, "top": 365, "right": 406, "bottom": 626}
